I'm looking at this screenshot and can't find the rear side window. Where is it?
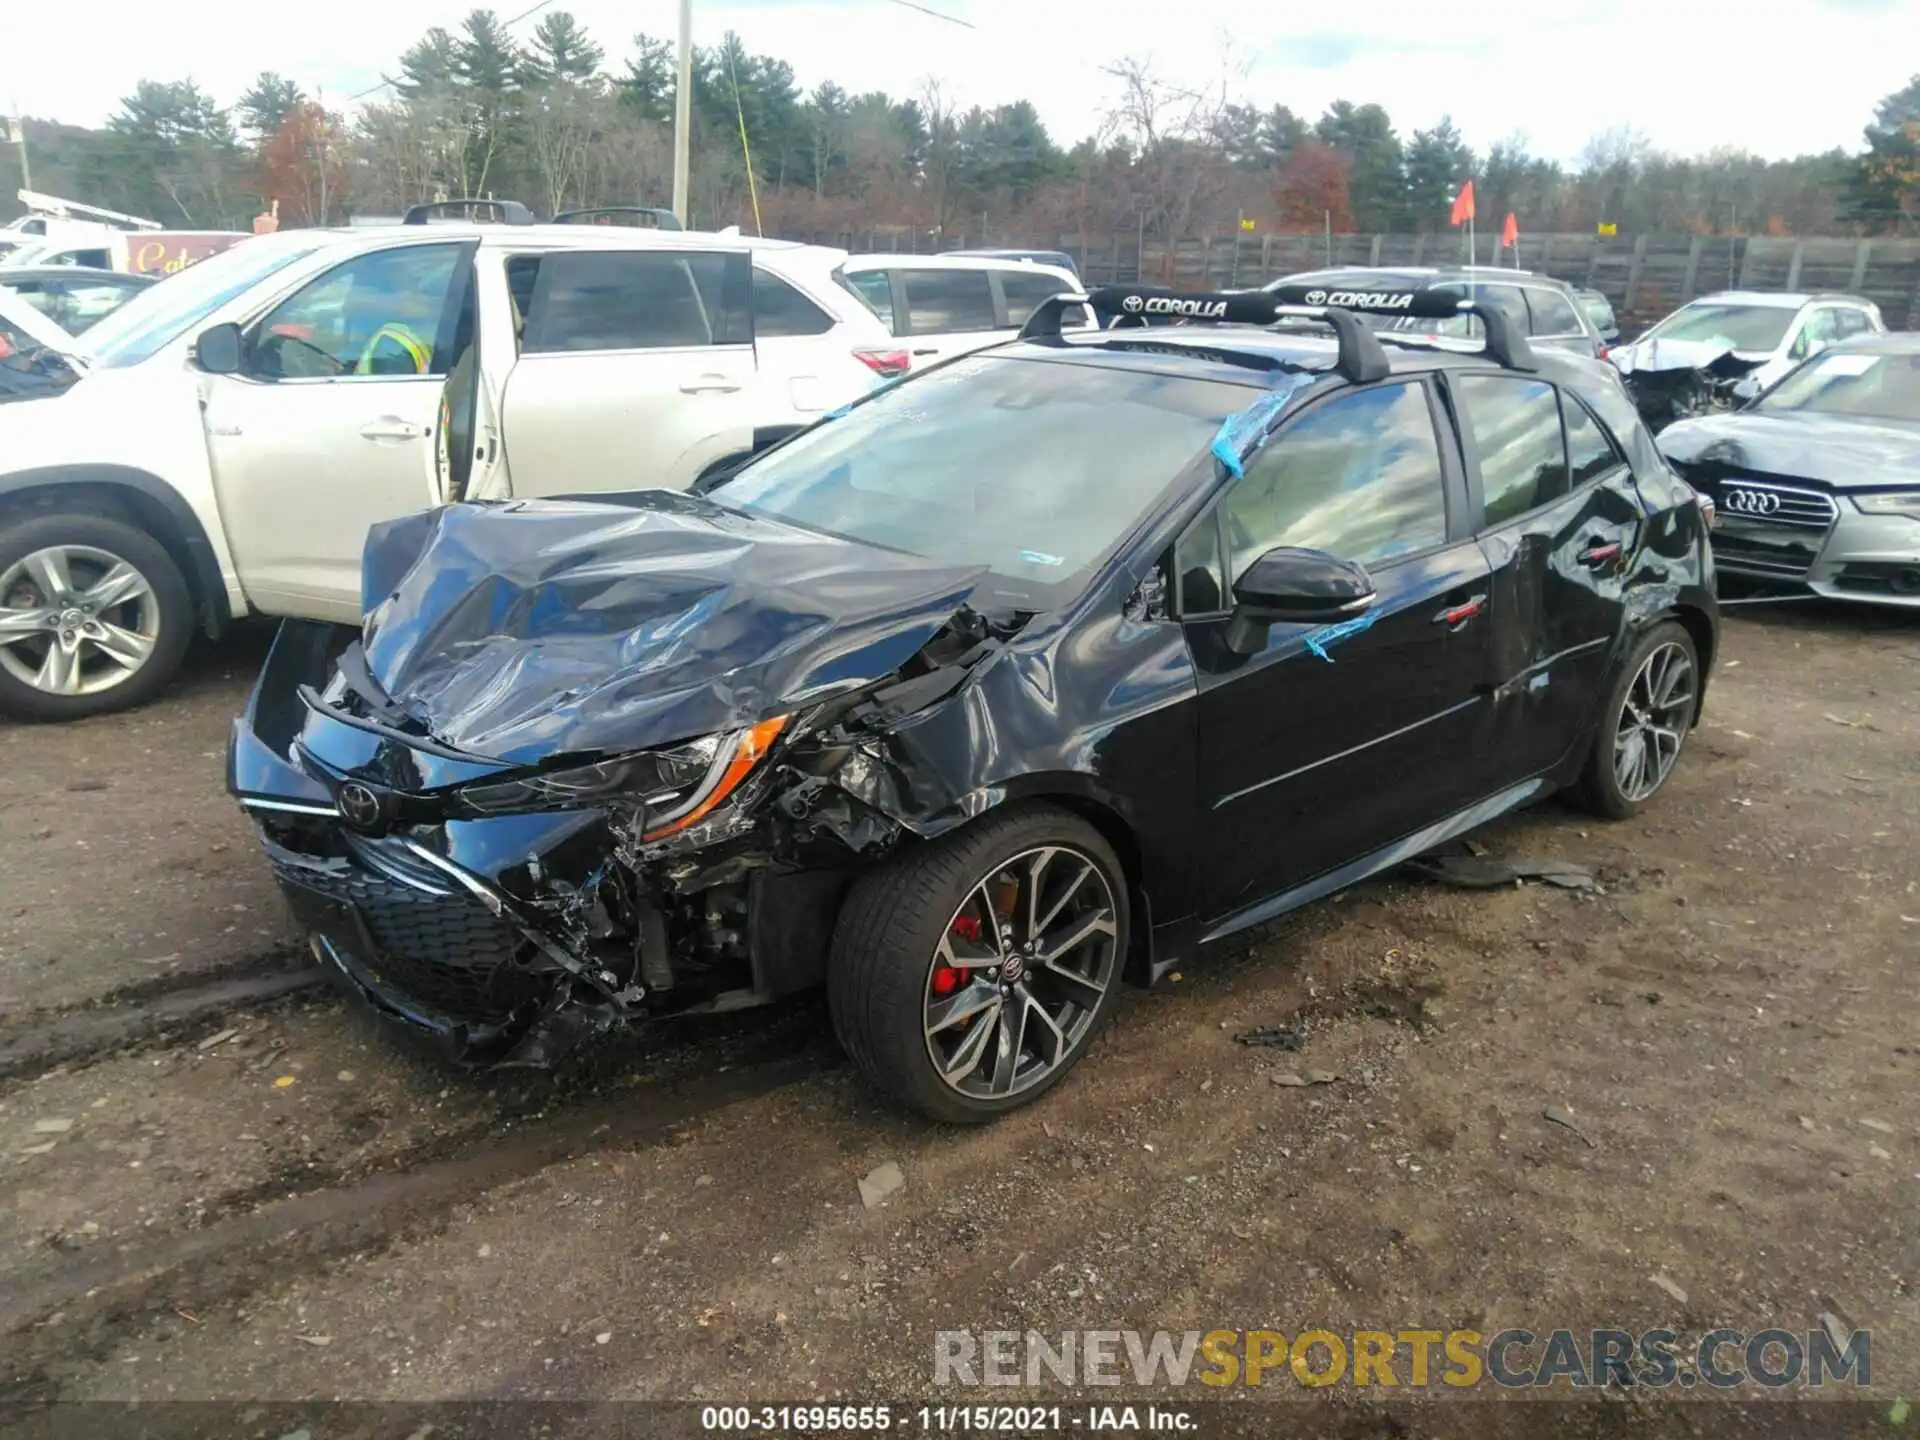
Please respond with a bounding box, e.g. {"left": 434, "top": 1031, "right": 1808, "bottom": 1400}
{"left": 999, "top": 270, "right": 1074, "bottom": 327}
{"left": 1454, "top": 376, "right": 1567, "bottom": 524}
{"left": 838, "top": 270, "right": 896, "bottom": 333}
{"left": 1220, "top": 381, "right": 1448, "bottom": 576}
{"left": 1563, "top": 394, "right": 1624, "bottom": 486}
{"left": 1525, "top": 288, "right": 1583, "bottom": 335}
{"left": 901, "top": 268, "right": 997, "bottom": 334}
{"left": 752, "top": 270, "right": 835, "bottom": 337}
{"left": 519, "top": 250, "right": 750, "bottom": 354}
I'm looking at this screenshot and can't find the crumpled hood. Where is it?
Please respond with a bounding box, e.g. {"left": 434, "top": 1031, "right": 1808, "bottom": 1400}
{"left": 355, "top": 492, "right": 989, "bottom": 765}
{"left": 1657, "top": 411, "right": 1920, "bottom": 489}
{"left": 1610, "top": 338, "right": 1768, "bottom": 378}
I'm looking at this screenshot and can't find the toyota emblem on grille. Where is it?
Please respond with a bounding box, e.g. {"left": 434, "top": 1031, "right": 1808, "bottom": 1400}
{"left": 336, "top": 782, "right": 385, "bottom": 831}
{"left": 1722, "top": 486, "right": 1782, "bottom": 516}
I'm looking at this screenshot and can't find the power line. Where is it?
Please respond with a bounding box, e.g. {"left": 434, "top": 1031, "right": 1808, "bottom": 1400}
{"left": 343, "top": 0, "right": 563, "bottom": 106}
{"left": 881, "top": 0, "right": 975, "bottom": 27}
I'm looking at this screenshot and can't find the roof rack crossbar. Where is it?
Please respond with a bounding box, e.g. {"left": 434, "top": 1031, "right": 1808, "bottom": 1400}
{"left": 551, "top": 206, "right": 683, "bottom": 231}
{"left": 402, "top": 199, "right": 537, "bottom": 226}
{"left": 1021, "top": 282, "right": 1537, "bottom": 384}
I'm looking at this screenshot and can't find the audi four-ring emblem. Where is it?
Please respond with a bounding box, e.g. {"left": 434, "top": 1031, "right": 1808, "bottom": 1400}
{"left": 1721, "top": 487, "right": 1782, "bottom": 516}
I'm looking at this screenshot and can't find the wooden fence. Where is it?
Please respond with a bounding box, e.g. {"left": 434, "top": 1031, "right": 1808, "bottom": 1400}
{"left": 820, "top": 229, "right": 1920, "bottom": 337}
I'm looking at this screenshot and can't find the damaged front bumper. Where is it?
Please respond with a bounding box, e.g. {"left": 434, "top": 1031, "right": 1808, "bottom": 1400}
{"left": 229, "top": 615, "right": 994, "bottom": 1065}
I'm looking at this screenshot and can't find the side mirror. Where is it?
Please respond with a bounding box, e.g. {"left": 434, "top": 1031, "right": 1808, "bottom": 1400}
{"left": 1225, "top": 546, "right": 1375, "bottom": 655}
{"left": 193, "top": 322, "right": 245, "bottom": 375}
{"left": 1730, "top": 376, "right": 1762, "bottom": 407}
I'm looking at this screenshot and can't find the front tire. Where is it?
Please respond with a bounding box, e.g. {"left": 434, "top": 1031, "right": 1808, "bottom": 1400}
{"left": 1575, "top": 620, "right": 1700, "bottom": 820}
{"left": 0, "top": 512, "right": 193, "bottom": 722}
{"left": 829, "top": 805, "right": 1128, "bottom": 1124}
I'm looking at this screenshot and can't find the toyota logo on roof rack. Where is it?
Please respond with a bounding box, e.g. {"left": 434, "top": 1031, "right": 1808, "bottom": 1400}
{"left": 1122, "top": 294, "right": 1144, "bottom": 313}
{"left": 1303, "top": 289, "right": 1328, "bottom": 305}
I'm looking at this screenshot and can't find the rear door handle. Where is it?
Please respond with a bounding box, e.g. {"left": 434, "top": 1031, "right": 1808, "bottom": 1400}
{"left": 679, "top": 374, "right": 743, "bottom": 394}
{"left": 1432, "top": 594, "right": 1487, "bottom": 628}
{"left": 1578, "top": 538, "right": 1623, "bottom": 567}
{"left": 359, "top": 417, "right": 427, "bottom": 441}
{"left": 911, "top": 347, "right": 939, "bottom": 357}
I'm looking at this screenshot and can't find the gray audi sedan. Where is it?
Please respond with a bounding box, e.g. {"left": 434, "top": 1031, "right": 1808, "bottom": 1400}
{"left": 1658, "top": 333, "right": 1920, "bottom": 607}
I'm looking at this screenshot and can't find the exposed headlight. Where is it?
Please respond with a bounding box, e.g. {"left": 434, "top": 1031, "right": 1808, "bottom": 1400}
{"left": 451, "top": 717, "right": 788, "bottom": 837}
{"left": 1853, "top": 491, "right": 1920, "bottom": 522}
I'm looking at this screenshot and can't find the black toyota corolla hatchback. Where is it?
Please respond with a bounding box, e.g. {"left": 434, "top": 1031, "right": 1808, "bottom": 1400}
{"left": 229, "top": 282, "right": 1718, "bottom": 1123}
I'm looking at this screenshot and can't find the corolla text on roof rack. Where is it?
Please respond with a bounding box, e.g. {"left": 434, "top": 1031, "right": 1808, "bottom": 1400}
{"left": 1297, "top": 288, "right": 1418, "bottom": 311}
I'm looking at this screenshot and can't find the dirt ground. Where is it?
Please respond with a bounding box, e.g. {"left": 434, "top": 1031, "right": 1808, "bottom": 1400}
{"left": 0, "top": 604, "right": 1914, "bottom": 1438}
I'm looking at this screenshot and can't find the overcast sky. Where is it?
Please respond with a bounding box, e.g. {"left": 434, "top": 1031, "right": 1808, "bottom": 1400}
{"left": 3, "top": 0, "right": 1915, "bottom": 164}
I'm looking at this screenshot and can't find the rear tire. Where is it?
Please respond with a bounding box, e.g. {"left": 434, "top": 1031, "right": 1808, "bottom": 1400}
{"left": 0, "top": 511, "right": 193, "bottom": 722}
{"left": 1575, "top": 620, "right": 1699, "bottom": 820}
{"left": 828, "top": 804, "right": 1128, "bottom": 1124}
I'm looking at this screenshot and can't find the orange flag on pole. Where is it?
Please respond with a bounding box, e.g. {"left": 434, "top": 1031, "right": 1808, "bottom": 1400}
{"left": 1450, "top": 181, "right": 1476, "bottom": 226}
{"left": 1501, "top": 212, "right": 1518, "bottom": 248}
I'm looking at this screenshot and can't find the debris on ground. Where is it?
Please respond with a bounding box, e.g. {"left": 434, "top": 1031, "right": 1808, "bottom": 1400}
{"left": 198, "top": 1029, "right": 239, "bottom": 1051}
{"left": 32, "top": 1118, "right": 74, "bottom": 1134}
{"left": 295, "top": 1334, "right": 332, "bottom": 1347}
{"left": 1650, "top": 1273, "right": 1689, "bottom": 1305}
{"left": 1859, "top": 1119, "right": 1893, "bottom": 1133}
{"left": 1543, "top": 1107, "right": 1598, "bottom": 1148}
{"left": 858, "top": 1161, "right": 905, "bottom": 1209}
{"left": 1235, "top": 1025, "right": 1307, "bottom": 1051}
{"left": 1271, "top": 1073, "right": 1308, "bottom": 1088}
{"left": 1402, "top": 855, "right": 1599, "bottom": 892}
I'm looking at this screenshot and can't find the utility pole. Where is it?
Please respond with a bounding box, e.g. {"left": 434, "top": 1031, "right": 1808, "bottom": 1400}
{"left": 671, "top": 0, "right": 692, "bottom": 226}
{"left": 7, "top": 106, "right": 28, "bottom": 191}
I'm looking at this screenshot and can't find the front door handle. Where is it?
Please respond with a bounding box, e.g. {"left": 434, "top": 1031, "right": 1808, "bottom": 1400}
{"left": 1432, "top": 594, "right": 1487, "bottom": 628}
{"left": 359, "top": 417, "right": 427, "bottom": 441}
{"left": 679, "top": 374, "right": 743, "bottom": 394}
{"left": 1577, "top": 538, "right": 1623, "bottom": 568}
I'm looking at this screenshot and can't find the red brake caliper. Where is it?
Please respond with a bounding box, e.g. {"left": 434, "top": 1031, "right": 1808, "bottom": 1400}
{"left": 933, "top": 913, "right": 980, "bottom": 995}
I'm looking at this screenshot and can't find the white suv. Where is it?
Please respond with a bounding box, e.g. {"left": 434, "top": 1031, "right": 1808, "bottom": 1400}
{"left": 836, "top": 254, "right": 1084, "bottom": 370}
{"left": 0, "top": 223, "right": 898, "bottom": 720}
{"left": 1611, "top": 291, "right": 1886, "bottom": 390}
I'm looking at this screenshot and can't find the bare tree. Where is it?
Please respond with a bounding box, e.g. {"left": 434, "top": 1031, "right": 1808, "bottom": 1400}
{"left": 918, "top": 79, "right": 962, "bottom": 233}
{"left": 523, "top": 80, "right": 600, "bottom": 214}
{"left": 1101, "top": 44, "right": 1244, "bottom": 272}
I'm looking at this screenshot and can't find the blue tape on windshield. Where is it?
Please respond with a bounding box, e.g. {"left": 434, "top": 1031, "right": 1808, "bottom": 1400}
{"left": 823, "top": 402, "right": 854, "bottom": 420}
{"left": 1302, "top": 610, "right": 1377, "bottom": 663}
{"left": 1209, "top": 378, "right": 1313, "bottom": 478}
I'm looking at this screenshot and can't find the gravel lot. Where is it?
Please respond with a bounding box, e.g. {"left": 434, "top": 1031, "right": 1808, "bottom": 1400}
{"left": 0, "top": 604, "right": 1914, "bottom": 1438}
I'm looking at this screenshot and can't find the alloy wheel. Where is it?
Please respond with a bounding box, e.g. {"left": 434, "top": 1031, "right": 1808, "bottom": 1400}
{"left": 0, "top": 545, "right": 163, "bottom": 698}
{"left": 1613, "top": 641, "right": 1695, "bottom": 803}
{"left": 922, "top": 844, "right": 1121, "bottom": 1101}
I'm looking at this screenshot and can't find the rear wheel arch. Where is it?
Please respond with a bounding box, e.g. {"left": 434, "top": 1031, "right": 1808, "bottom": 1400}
{"left": 1668, "top": 603, "right": 1715, "bottom": 714}
{"left": 0, "top": 466, "right": 232, "bottom": 636}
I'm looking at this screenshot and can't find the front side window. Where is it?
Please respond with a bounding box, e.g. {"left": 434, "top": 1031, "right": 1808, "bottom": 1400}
{"left": 1579, "top": 293, "right": 1617, "bottom": 332}
{"left": 251, "top": 243, "right": 464, "bottom": 380}
{"left": 1219, "top": 381, "right": 1448, "bottom": 579}
{"left": 519, "top": 250, "right": 749, "bottom": 354}
{"left": 752, "top": 269, "right": 835, "bottom": 337}
{"left": 1454, "top": 376, "right": 1567, "bottom": 525}
{"left": 1790, "top": 307, "right": 1843, "bottom": 360}
{"left": 1526, "top": 288, "right": 1583, "bottom": 336}
{"left": 713, "top": 354, "right": 1247, "bottom": 601}
{"left": 901, "top": 268, "right": 997, "bottom": 334}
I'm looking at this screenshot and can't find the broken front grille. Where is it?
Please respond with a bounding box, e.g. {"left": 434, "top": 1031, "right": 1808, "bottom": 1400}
{"left": 269, "top": 844, "right": 546, "bottom": 1025}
